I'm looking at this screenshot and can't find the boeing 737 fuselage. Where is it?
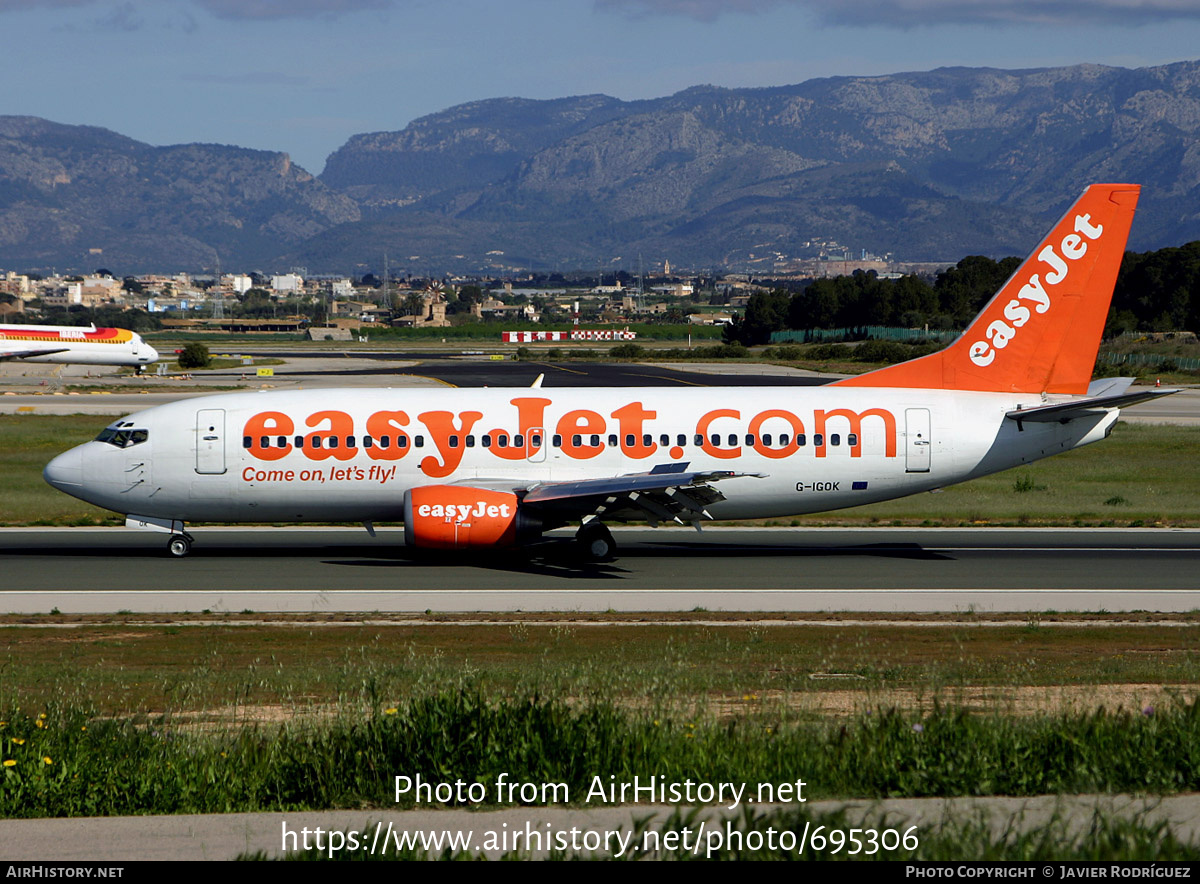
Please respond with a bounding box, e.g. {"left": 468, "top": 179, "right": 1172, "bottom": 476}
{"left": 42, "top": 184, "right": 1176, "bottom": 559}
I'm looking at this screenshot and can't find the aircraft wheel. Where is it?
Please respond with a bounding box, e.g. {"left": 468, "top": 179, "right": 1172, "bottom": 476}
{"left": 167, "top": 534, "right": 192, "bottom": 558}
{"left": 576, "top": 523, "right": 616, "bottom": 562}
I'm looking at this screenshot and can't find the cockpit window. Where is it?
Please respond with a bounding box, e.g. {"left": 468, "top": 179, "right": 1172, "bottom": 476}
{"left": 95, "top": 427, "right": 149, "bottom": 448}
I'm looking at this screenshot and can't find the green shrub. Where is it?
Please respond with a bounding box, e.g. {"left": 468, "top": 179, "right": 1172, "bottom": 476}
{"left": 177, "top": 342, "right": 210, "bottom": 369}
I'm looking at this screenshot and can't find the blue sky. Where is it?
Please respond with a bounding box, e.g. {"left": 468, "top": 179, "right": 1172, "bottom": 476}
{"left": 4, "top": 0, "right": 1200, "bottom": 174}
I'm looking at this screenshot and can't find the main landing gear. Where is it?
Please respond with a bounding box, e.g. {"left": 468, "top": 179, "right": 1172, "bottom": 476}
{"left": 167, "top": 532, "right": 195, "bottom": 558}
{"left": 575, "top": 522, "right": 616, "bottom": 562}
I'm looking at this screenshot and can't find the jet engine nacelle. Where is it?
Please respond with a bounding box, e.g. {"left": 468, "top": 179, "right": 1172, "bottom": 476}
{"left": 403, "top": 485, "right": 539, "bottom": 549}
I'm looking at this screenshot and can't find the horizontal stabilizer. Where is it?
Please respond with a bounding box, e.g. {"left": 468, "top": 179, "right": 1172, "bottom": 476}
{"left": 1005, "top": 388, "right": 1179, "bottom": 423}
{"left": 1085, "top": 377, "right": 1136, "bottom": 398}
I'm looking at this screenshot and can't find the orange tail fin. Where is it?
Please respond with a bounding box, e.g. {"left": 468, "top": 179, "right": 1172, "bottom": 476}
{"left": 832, "top": 183, "right": 1140, "bottom": 394}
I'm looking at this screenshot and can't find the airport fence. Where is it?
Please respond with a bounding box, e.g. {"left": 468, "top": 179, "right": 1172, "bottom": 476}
{"left": 770, "top": 327, "right": 959, "bottom": 344}
{"left": 1098, "top": 351, "right": 1200, "bottom": 371}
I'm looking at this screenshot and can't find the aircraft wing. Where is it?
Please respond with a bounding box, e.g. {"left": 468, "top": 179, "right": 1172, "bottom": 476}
{"left": 0, "top": 347, "right": 69, "bottom": 361}
{"left": 463, "top": 463, "right": 766, "bottom": 528}
{"left": 1005, "top": 388, "right": 1179, "bottom": 424}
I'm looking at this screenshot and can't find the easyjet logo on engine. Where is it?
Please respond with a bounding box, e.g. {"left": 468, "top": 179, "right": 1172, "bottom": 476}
{"left": 405, "top": 485, "right": 522, "bottom": 549}
{"left": 968, "top": 213, "right": 1105, "bottom": 369}
{"left": 417, "top": 500, "right": 513, "bottom": 520}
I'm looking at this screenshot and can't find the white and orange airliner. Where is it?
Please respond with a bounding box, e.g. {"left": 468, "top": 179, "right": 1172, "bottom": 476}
{"left": 0, "top": 323, "right": 158, "bottom": 370}
{"left": 43, "top": 184, "right": 1175, "bottom": 559}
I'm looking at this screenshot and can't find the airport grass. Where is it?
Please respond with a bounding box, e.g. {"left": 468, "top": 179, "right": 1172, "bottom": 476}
{"left": 4, "top": 622, "right": 1199, "bottom": 857}
{"left": 5, "top": 690, "right": 1200, "bottom": 820}
{"left": 3, "top": 621, "right": 1200, "bottom": 715}
{"left": 0, "top": 414, "right": 118, "bottom": 525}
{"left": 1, "top": 415, "right": 1198, "bottom": 526}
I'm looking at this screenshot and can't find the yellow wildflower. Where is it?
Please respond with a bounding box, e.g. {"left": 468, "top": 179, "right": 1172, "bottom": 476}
{"left": 34, "top": 720, "right": 44, "bottom": 729}
{"left": 12, "top": 738, "right": 24, "bottom": 746}
{"left": 2, "top": 760, "right": 14, "bottom": 767}
{"left": 384, "top": 707, "right": 398, "bottom": 715}
{"left": 43, "top": 757, "right": 52, "bottom": 765}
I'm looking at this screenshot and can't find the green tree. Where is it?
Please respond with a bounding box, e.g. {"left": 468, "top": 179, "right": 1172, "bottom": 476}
{"left": 933, "top": 255, "right": 1019, "bottom": 326}
{"left": 400, "top": 293, "right": 425, "bottom": 317}
{"left": 178, "top": 343, "right": 210, "bottom": 370}
{"left": 730, "top": 289, "right": 790, "bottom": 345}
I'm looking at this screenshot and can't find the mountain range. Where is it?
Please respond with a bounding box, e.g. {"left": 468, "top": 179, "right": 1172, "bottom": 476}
{"left": 2, "top": 59, "right": 1199, "bottom": 274}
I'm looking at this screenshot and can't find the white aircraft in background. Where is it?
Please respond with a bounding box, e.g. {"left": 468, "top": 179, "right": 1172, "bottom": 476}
{"left": 0, "top": 323, "right": 158, "bottom": 371}
{"left": 44, "top": 184, "right": 1176, "bottom": 559}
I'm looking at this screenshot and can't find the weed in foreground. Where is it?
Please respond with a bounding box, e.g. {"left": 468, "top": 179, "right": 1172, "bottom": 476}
{"left": 6, "top": 693, "right": 1200, "bottom": 819}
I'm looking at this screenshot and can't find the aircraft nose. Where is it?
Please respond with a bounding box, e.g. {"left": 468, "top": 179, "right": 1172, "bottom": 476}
{"left": 141, "top": 344, "right": 159, "bottom": 364}
{"left": 44, "top": 446, "right": 84, "bottom": 489}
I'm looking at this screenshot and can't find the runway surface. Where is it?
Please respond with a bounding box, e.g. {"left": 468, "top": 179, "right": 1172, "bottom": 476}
{"left": 3, "top": 527, "right": 1197, "bottom": 613}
